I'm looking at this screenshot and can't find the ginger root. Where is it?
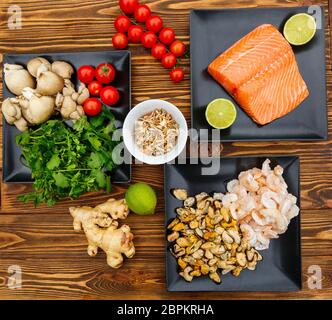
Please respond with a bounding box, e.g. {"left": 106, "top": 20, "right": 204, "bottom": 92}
{"left": 69, "top": 198, "right": 135, "bottom": 269}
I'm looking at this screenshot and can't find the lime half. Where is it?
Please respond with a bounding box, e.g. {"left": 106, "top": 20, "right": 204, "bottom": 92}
{"left": 283, "top": 13, "right": 316, "bottom": 45}
{"left": 205, "top": 98, "right": 237, "bottom": 129}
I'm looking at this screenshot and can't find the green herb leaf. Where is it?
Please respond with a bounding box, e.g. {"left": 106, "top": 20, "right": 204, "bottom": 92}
{"left": 95, "top": 171, "right": 107, "bottom": 188}
{"left": 88, "top": 152, "right": 103, "bottom": 169}
{"left": 15, "top": 107, "right": 120, "bottom": 206}
{"left": 47, "top": 154, "right": 60, "bottom": 170}
{"left": 53, "top": 172, "right": 69, "bottom": 188}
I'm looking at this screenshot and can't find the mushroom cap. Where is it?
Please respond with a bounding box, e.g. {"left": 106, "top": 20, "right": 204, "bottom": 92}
{"left": 4, "top": 63, "right": 36, "bottom": 96}
{"left": 51, "top": 61, "right": 74, "bottom": 79}
{"left": 60, "top": 96, "right": 77, "bottom": 119}
{"left": 27, "top": 57, "right": 51, "bottom": 77}
{"left": 36, "top": 66, "right": 64, "bottom": 96}
{"left": 1, "top": 98, "right": 22, "bottom": 124}
{"left": 21, "top": 95, "right": 55, "bottom": 125}
{"left": 14, "top": 117, "right": 29, "bottom": 132}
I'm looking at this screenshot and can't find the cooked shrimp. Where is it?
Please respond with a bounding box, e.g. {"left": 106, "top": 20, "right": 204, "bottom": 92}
{"left": 239, "top": 171, "right": 259, "bottom": 192}
{"left": 261, "top": 191, "right": 278, "bottom": 209}
{"left": 240, "top": 223, "right": 257, "bottom": 247}
{"left": 261, "top": 159, "right": 271, "bottom": 176}
{"left": 255, "top": 233, "right": 270, "bottom": 250}
{"left": 274, "top": 165, "right": 283, "bottom": 176}
{"left": 222, "top": 193, "right": 238, "bottom": 208}
{"left": 222, "top": 159, "right": 299, "bottom": 250}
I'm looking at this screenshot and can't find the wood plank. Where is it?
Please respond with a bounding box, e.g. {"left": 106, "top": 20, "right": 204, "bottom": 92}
{"left": 0, "top": 255, "right": 330, "bottom": 299}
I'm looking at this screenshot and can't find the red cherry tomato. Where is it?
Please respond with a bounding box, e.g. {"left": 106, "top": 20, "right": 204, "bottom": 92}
{"left": 145, "top": 15, "right": 163, "bottom": 33}
{"left": 170, "top": 68, "right": 184, "bottom": 82}
{"left": 88, "top": 81, "right": 103, "bottom": 96}
{"left": 141, "top": 31, "right": 158, "bottom": 48}
{"left": 112, "top": 33, "right": 128, "bottom": 49}
{"left": 83, "top": 98, "right": 102, "bottom": 116}
{"left": 170, "top": 40, "right": 186, "bottom": 57}
{"left": 77, "top": 65, "right": 95, "bottom": 84}
{"left": 134, "top": 4, "right": 151, "bottom": 23}
{"left": 159, "top": 28, "right": 175, "bottom": 45}
{"left": 95, "top": 63, "right": 116, "bottom": 84}
{"left": 151, "top": 43, "right": 167, "bottom": 59}
{"left": 100, "top": 86, "right": 120, "bottom": 106}
{"left": 161, "top": 53, "right": 176, "bottom": 69}
{"left": 114, "top": 15, "right": 131, "bottom": 33}
{"left": 119, "top": 0, "right": 138, "bottom": 15}
{"left": 128, "top": 25, "right": 144, "bottom": 43}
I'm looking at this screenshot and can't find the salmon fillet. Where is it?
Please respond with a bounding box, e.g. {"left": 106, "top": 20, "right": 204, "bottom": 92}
{"left": 208, "top": 24, "right": 309, "bottom": 125}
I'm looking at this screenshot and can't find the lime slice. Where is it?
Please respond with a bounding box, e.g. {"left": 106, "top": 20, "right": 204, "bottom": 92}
{"left": 125, "top": 182, "right": 157, "bottom": 215}
{"left": 283, "top": 13, "right": 316, "bottom": 45}
{"left": 205, "top": 98, "right": 237, "bottom": 129}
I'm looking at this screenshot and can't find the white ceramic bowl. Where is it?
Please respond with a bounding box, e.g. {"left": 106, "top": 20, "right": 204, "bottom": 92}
{"left": 123, "top": 99, "right": 188, "bottom": 165}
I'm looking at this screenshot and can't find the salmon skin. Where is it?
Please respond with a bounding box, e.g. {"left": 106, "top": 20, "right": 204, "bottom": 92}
{"left": 208, "top": 24, "right": 309, "bottom": 125}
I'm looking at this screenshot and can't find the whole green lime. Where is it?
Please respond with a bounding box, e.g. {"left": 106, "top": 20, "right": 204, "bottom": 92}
{"left": 125, "top": 183, "right": 157, "bottom": 215}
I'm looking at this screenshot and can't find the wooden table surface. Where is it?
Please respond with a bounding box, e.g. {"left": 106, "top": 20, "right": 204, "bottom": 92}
{"left": 0, "top": 0, "right": 331, "bottom": 300}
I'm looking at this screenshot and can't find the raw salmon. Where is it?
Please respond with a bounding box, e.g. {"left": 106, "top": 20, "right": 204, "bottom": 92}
{"left": 208, "top": 24, "right": 309, "bottom": 125}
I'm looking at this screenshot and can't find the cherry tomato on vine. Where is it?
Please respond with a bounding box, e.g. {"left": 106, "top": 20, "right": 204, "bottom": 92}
{"left": 170, "top": 40, "right": 186, "bottom": 57}
{"left": 161, "top": 53, "right": 177, "bottom": 69}
{"left": 159, "top": 28, "right": 175, "bottom": 45}
{"left": 141, "top": 31, "right": 158, "bottom": 48}
{"left": 100, "top": 86, "right": 120, "bottom": 106}
{"left": 134, "top": 4, "right": 151, "bottom": 23}
{"left": 77, "top": 65, "right": 95, "bottom": 84}
{"left": 170, "top": 68, "right": 184, "bottom": 82}
{"left": 112, "top": 33, "right": 128, "bottom": 49}
{"left": 119, "top": 0, "right": 138, "bottom": 15}
{"left": 151, "top": 43, "right": 167, "bottom": 59}
{"left": 145, "top": 15, "right": 163, "bottom": 33}
{"left": 83, "top": 98, "right": 102, "bottom": 116}
{"left": 95, "top": 63, "right": 116, "bottom": 84}
{"left": 114, "top": 15, "right": 131, "bottom": 33}
{"left": 88, "top": 81, "right": 103, "bottom": 96}
{"left": 128, "top": 25, "right": 144, "bottom": 43}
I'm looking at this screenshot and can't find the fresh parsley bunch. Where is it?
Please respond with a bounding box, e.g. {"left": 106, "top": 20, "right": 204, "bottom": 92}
{"left": 16, "top": 108, "right": 120, "bottom": 206}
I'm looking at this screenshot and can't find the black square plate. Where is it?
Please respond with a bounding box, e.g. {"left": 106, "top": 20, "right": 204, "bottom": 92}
{"left": 3, "top": 50, "right": 131, "bottom": 183}
{"left": 164, "top": 156, "right": 301, "bottom": 291}
{"left": 190, "top": 6, "right": 327, "bottom": 141}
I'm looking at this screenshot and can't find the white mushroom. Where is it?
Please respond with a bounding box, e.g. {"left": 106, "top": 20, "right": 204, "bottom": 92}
{"left": 55, "top": 91, "right": 85, "bottom": 120}
{"left": 62, "top": 79, "right": 76, "bottom": 96}
{"left": 1, "top": 97, "right": 29, "bottom": 131}
{"left": 76, "top": 83, "right": 89, "bottom": 105}
{"left": 27, "top": 57, "right": 51, "bottom": 77}
{"left": 19, "top": 88, "right": 55, "bottom": 125}
{"left": 61, "top": 80, "right": 89, "bottom": 105}
{"left": 4, "top": 63, "right": 35, "bottom": 96}
{"left": 14, "top": 117, "right": 29, "bottom": 132}
{"left": 36, "top": 64, "right": 64, "bottom": 96}
{"left": 51, "top": 61, "right": 74, "bottom": 79}
{"left": 2, "top": 97, "right": 22, "bottom": 124}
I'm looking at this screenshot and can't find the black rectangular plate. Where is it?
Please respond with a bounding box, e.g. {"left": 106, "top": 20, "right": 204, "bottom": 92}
{"left": 164, "top": 156, "right": 301, "bottom": 291}
{"left": 3, "top": 50, "right": 131, "bottom": 183}
{"left": 190, "top": 6, "right": 327, "bottom": 141}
